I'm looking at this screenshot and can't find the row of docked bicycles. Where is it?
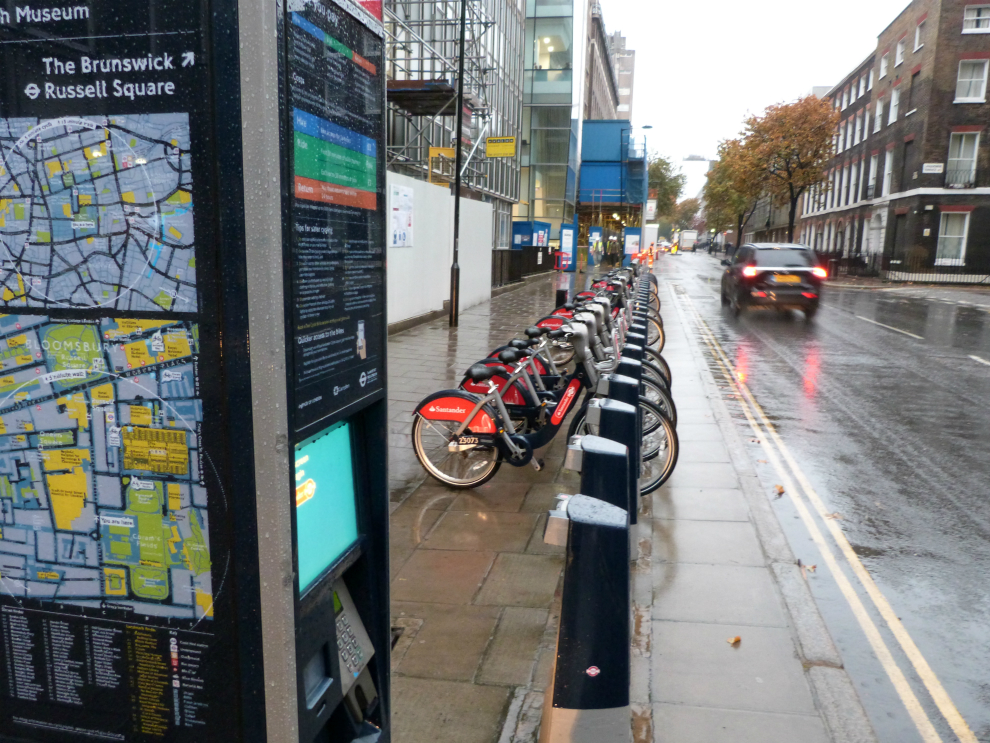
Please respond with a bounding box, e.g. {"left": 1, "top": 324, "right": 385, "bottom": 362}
{"left": 410, "top": 265, "right": 679, "bottom": 494}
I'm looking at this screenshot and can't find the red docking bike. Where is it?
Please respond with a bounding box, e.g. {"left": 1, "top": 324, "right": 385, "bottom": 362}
{"left": 410, "top": 268, "right": 678, "bottom": 493}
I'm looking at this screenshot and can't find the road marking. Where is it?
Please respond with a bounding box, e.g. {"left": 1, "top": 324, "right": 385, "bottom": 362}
{"left": 855, "top": 315, "right": 925, "bottom": 339}
{"left": 677, "top": 293, "right": 978, "bottom": 743}
{"left": 970, "top": 355, "right": 990, "bottom": 366}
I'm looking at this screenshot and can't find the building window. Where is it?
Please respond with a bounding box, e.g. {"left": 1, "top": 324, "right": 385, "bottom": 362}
{"left": 895, "top": 39, "right": 906, "bottom": 66}
{"left": 863, "top": 110, "right": 870, "bottom": 139}
{"left": 908, "top": 71, "right": 921, "bottom": 110}
{"left": 955, "top": 60, "right": 989, "bottom": 102}
{"left": 851, "top": 161, "right": 860, "bottom": 203}
{"left": 963, "top": 5, "right": 990, "bottom": 32}
{"left": 842, "top": 87, "right": 849, "bottom": 109}
{"left": 880, "top": 53, "right": 889, "bottom": 78}
{"left": 868, "top": 154, "right": 879, "bottom": 197}
{"left": 882, "top": 151, "right": 893, "bottom": 196}
{"left": 874, "top": 98, "right": 884, "bottom": 131}
{"left": 947, "top": 132, "right": 979, "bottom": 186}
{"left": 855, "top": 112, "right": 863, "bottom": 145}
{"left": 868, "top": 69, "right": 875, "bottom": 90}
{"left": 847, "top": 120, "right": 854, "bottom": 149}
{"left": 915, "top": 20, "right": 926, "bottom": 50}
{"left": 936, "top": 212, "right": 970, "bottom": 265}
{"left": 617, "top": 104, "right": 629, "bottom": 112}
{"left": 859, "top": 75, "right": 867, "bottom": 98}
{"left": 618, "top": 88, "right": 631, "bottom": 95}
{"left": 889, "top": 88, "right": 900, "bottom": 123}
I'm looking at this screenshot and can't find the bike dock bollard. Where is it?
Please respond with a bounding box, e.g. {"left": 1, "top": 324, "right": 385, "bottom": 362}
{"left": 563, "top": 435, "right": 630, "bottom": 517}
{"left": 541, "top": 495, "right": 631, "bottom": 743}
{"left": 586, "top": 399, "right": 640, "bottom": 521}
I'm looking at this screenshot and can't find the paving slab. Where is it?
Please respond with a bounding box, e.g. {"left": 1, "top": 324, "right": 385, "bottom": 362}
{"left": 424, "top": 511, "right": 539, "bottom": 553}
{"left": 652, "top": 621, "right": 817, "bottom": 715}
{"left": 474, "top": 552, "right": 564, "bottom": 608}
{"left": 391, "top": 602, "right": 502, "bottom": 681}
{"left": 391, "top": 677, "right": 512, "bottom": 743}
{"left": 478, "top": 606, "right": 549, "bottom": 686}
{"left": 653, "top": 563, "right": 787, "bottom": 627}
{"left": 652, "top": 488, "right": 751, "bottom": 522}
{"left": 653, "top": 703, "right": 829, "bottom": 743}
{"left": 653, "top": 519, "right": 766, "bottom": 567}
{"left": 392, "top": 549, "right": 496, "bottom": 604}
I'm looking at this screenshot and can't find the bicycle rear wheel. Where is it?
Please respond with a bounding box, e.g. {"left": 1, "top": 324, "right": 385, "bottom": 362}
{"left": 645, "top": 317, "right": 665, "bottom": 352}
{"left": 641, "top": 378, "right": 677, "bottom": 427}
{"left": 412, "top": 415, "right": 501, "bottom": 488}
{"left": 642, "top": 349, "right": 672, "bottom": 387}
{"left": 640, "top": 414, "right": 679, "bottom": 494}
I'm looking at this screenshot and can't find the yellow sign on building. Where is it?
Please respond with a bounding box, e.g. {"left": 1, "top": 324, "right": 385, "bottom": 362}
{"left": 486, "top": 137, "right": 517, "bottom": 158}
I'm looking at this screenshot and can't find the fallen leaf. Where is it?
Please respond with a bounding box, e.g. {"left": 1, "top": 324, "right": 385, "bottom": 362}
{"left": 757, "top": 459, "right": 768, "bottom": 464}
{"left": 727, "top": 636, "right": 741, "bottom": 647}
{"left": 824, "top": 512, "right": 843, "bottom": 520}
{"left": 750, "top": 438, "right": 761, "bottom": 444}
{"left": 773, "top": 485, "right": 785, "bottom": 499}
{"left": 806, "top": 564, "right": 817, "bottom": 573}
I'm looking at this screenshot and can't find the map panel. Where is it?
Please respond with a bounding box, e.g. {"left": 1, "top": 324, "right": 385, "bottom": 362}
{"left": 0, "top": 115, "right": 197, "bottom": 312}
{"left": 0, "top": 314, "right": 211, "bottom": 621}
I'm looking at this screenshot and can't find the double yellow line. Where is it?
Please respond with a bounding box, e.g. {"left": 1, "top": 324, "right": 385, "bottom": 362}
{"left": 677, "top": 292, "right": 976, "bottom": 743}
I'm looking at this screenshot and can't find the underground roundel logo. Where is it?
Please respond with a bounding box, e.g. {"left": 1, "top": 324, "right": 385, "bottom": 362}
{"left": 585, "top": 666, "right": 601, "bottom": 677}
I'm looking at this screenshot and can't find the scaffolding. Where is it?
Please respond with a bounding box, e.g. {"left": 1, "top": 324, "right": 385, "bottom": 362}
{"left": 384, "top": 0, "right": 524, "bottom": 212}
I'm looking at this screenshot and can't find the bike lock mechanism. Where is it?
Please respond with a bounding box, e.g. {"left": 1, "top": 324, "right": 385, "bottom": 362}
{"left": 539, "top": 494, "right": 630, "bottom": 743}
{"left": 587, "top": 398, "right": 640, "bottom": 523}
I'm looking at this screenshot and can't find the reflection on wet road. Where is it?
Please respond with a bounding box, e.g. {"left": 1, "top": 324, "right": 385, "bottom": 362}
{"left": 661, "top": 252, "right": 990, "bottom": 743}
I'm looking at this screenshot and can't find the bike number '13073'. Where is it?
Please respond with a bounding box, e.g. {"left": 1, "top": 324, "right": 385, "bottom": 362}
{"left": 551, "top": 379, "right": 582, "bottom": 426}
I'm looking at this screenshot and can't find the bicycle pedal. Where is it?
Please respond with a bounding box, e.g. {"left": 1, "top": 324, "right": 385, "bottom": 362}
{"left": 531, "top": 458, "right": 545, "bottom": 472}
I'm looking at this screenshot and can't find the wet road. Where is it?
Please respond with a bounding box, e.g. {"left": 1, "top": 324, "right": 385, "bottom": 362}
{"left": 659, "top": 252, "right": 990, "bottom": 743}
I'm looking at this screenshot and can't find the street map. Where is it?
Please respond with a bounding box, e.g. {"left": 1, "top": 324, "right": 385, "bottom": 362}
{"left": 0, "top": 314, "right": 212, "bottom": 622}
{"left": 0, "top": 114, "right": 197, "bottom": 312}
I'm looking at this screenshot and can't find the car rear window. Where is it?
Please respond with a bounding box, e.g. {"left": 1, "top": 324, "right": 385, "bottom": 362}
{"left": 753, "top": 249, "right": 816, "bottom": 267}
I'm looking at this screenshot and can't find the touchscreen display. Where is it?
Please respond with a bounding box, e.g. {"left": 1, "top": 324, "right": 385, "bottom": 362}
{"left": 294, "top": 422, "right": 359, "bottom": 592}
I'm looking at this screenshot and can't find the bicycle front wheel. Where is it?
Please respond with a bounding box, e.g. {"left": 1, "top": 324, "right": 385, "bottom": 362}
{"left": 645, "top": 317, "right": 665, "bottom": 352}
{"left": 412, "top": 415, "right": 501, "bottom": 488}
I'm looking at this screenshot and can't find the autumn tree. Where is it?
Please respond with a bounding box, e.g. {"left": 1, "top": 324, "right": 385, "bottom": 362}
{"left": 648, "top": 154, "right": 687, "bottom": 218}
{"left": 673, "top": 198, "right": 701, "bottom": 229}
{"left": 743, "top": 96, "right": 839, "bottom": 241}
{"left": 703, "top": 138, "right": 765, "bottom": 248}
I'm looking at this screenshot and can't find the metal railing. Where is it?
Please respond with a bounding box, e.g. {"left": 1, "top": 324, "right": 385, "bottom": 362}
{"left": 944, "top": 168, "right": 984, "bottom": 188}
{"left": 881, "top": 250, "right": 990, "bottom": 284}
{"left": 491, "top": 248, "right": 522, "bottom": 288}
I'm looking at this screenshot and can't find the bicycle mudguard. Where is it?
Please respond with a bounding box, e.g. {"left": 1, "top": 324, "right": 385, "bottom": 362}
{"left": 576, "top": 290, "right": 598, "bottom": 299}
{"left": 551, "top": 307, "right": 574, "bottom": 318}
{"left": 536, "top": 315, "right": 567, "bottom": 331}
{"left": 416, "top": 390, "right": 497, "bottom": 434}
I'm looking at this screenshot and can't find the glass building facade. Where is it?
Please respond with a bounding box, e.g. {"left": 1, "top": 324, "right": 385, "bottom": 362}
{"left": 515, "top": 0, "right": 591, "bottom": 240}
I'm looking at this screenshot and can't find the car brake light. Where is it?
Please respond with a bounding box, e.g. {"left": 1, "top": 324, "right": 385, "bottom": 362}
{"left": 802, "top": 292, "right": 818, "bottom": 299}
{"left": 742, "top": 266, "right": 758, "bottom": 278}
{"left": 812, "top": 267, "right": 827, "bottom": 279}
{"left": 752, "top": 290, "right": 767, "bottom": 297}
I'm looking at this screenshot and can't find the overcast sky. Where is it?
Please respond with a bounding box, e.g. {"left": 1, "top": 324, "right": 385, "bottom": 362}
{"left": 602, "top": 0, "right": 912, "bottom": 198}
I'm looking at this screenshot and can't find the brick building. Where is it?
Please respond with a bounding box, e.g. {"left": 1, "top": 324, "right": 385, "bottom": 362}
{"left": 801, "top": 0, "right": 990, "bottom": 280}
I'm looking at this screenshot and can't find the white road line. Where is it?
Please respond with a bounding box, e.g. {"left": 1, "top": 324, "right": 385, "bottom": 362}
{"left": 678, "top": 293, "right": 978, "bottom": 743}
{"left": 970, "top": 355, "right": 990, "bottom": 366}
{"left": 855, "top": 315, "right": 925, "bottom": 340}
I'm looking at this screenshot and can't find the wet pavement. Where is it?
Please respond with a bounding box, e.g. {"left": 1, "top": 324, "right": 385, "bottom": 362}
{"left": 386, "top": 276, "right": 576, "bottom": 743}
{"left": 660, "top": 251, "right": 990, "bottom": 743}
{"left": 385, "top": 270, "right": 874, "bottom": 743}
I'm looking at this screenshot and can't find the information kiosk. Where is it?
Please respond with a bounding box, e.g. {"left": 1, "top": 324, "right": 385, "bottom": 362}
{"left": 0, "top": 0, "right": 390, "bottom": 741}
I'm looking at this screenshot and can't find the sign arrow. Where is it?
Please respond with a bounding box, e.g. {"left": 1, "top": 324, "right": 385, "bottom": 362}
{"left": 182, "top": 51, "right": 195, "bottom": 67}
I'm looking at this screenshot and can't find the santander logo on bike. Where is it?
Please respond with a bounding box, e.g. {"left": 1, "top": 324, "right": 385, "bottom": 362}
{"left": 428, "top": 404, "right": 467, "bottom": 415}
{"left": 551, "top": 379, "right": 581, "bottom": 425}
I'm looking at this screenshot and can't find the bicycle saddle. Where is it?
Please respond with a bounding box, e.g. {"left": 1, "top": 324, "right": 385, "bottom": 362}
{"left": 465, "top": 364, "right": 499, "bottom": 383}
{"left": 563, "top": 302, "right": 576, "bottom": 310}
{"left": 525, "top": 326, "right": 547, "bottom": 338}
{"left": 547, "top": 329, "right": 567, "bottom": 339}
{"left": 497, "top": 348, "right": 526, "bottom": 364}
{"left": 509, "top": 339, "right": 535, "bottom": 351}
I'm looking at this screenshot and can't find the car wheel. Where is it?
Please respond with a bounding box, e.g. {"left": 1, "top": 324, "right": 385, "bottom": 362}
{"left": 732, "top": 293, "right": 744, "bottom": 318}
{"left": 720, "top": 286, "right": 730, "bottom": 306}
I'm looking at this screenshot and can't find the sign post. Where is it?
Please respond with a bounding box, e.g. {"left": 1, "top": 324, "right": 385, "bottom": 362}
{"left": 0, "top": 0, "right": 392, "bottom": 741}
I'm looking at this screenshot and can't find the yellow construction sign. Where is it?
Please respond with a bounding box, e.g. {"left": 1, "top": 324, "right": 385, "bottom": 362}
{"left": 486, "top": 137, "right": 516, "bottom": 158}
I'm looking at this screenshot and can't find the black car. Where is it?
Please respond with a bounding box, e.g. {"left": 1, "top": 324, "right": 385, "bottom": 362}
{"left": 720, "top": 243, "right": 826, "bottom": 320}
